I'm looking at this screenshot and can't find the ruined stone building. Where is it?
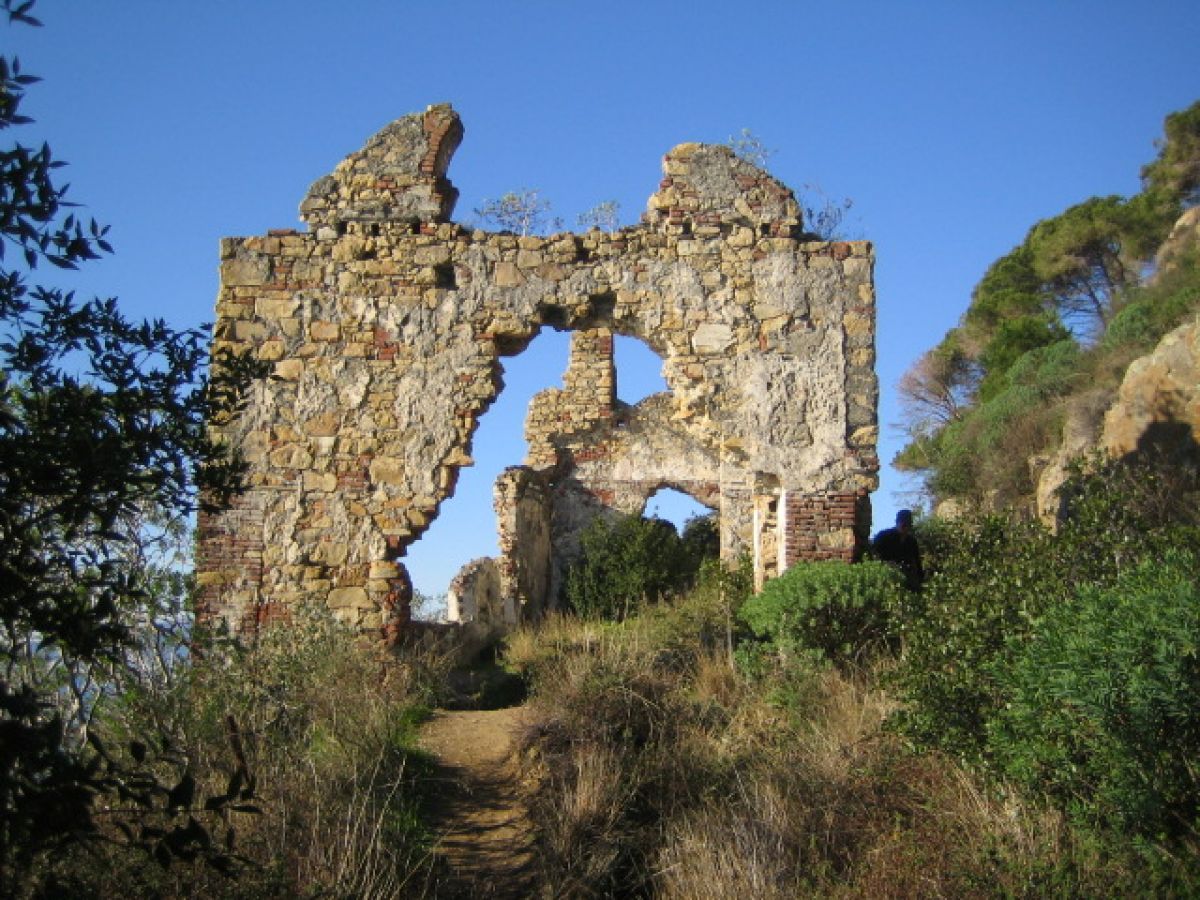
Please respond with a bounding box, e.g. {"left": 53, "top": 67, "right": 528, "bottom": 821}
{"left": 195, "top": 104, "right": 879, "bottom": 639}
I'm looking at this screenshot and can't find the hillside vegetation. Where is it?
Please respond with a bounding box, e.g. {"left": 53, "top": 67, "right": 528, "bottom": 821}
{"left": 498, "top": 453, "right": 1200, "bottom": 897}
{"left": 15, "top": 448, "right": 1199, "bottom": 897}
{"left": 895, "top": 100, "right": 1200, "bottom": 512}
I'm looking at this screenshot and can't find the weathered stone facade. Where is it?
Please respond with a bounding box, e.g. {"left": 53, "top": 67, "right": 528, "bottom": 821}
{"left": 196, "top": 104, "right": 879, "bottom": 638}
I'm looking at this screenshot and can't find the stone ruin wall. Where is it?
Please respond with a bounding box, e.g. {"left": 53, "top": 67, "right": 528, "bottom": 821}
{"left": 196, "top": 104, "right": 879, "bottom": 639}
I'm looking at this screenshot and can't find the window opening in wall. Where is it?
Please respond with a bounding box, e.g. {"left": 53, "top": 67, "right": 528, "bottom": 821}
{"left": 614, "top": 334, "right": 668, "bottom": 405}
{"left": 402, "top": 327, "right": 569, "bottom": 620}
{"left": 643, "top": 486, "right": 713, "bottom": 536}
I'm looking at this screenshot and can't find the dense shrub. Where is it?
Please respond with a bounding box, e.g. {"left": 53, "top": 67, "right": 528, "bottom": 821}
{"left": 894, "top": 453, "right": 1200, "bottom": 766}
{"left": 888, "top": 513, "right": 1060, "bottom": 761}
{"left": 738, "top": 560, "right": 906, "bottom": 666}
{"left": 977, "top": 320, "right": 1073, "bottom": 401}
{"left": 991, "top": 552, "right": 1200, "bottom": 837}
{"left": 1102, "top": 249, "right": 1199, "bottom": 353}
{"left": 564, "top": 513, "right": 715, "bottom": 621}
{"left": 929, "top": 347, "right": 1082, "bottom": 506}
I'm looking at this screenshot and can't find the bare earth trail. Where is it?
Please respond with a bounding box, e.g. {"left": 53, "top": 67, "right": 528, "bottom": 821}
{"left": 419, "top": 707, "right": 538, "bottom": 898}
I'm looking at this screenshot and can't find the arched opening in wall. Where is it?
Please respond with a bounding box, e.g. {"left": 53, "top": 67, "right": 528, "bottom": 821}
{"left": 641, "top": 485, "right": 720, "bottom": 581}
{"left": 613, "top": 333, "right": 668, "bottom": 404}
{"left": 402, "top": 328, "right": 570, "bottom": 620}
{"left": 643, "top": 486, "right": 715, "bottom": 538}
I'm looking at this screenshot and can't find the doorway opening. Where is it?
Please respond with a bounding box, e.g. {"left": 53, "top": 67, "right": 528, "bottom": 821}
{"left": 404, "top": 328, "right": 690, "bottom": 621}
{"left": 402, "top": 328, "right": 569, "bottom": 619}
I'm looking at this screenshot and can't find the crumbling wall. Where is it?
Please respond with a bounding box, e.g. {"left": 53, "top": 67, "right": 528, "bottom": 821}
{"left": 196, "top": 104, "right": 878, "bottom": 638}
{"left": 446, "top": 558, "right": 504, "bottom": 626}
{"left": 493, "top": 467, "right": 553, "bottom": 623}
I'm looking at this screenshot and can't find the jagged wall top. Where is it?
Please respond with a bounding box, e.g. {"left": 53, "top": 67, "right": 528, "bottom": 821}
{"left": 299, "top": 103, "right": 464, "bottom": 229}
{"left": 646, "top": 143, "right": 803, "bottom": 238}
{"left": 298, "top": 102, "right": 801, "bottom": 241}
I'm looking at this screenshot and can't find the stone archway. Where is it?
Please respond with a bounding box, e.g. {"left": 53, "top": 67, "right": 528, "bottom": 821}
{"left": 196, "top": 104, "right": 878, "bottom": 640}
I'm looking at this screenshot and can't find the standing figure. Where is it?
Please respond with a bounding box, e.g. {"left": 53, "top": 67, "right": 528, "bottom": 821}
{"left": 872, "top": 508, "right": 924, "bottom": 589}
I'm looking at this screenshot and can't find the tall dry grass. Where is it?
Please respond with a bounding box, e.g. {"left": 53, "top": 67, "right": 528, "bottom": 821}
{"left": 506, "top": 590, "right": 1120, "bottom": 898}
{"left": 38, "top": 603, "right": 453, "bottom": 898}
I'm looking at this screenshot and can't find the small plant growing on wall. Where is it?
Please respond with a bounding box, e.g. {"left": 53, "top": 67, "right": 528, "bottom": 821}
{"left": 473, "top": 188, "right": 557, "bottom": 235}
{"left": 577, "top": 200, "right": 621, "bottom": 232}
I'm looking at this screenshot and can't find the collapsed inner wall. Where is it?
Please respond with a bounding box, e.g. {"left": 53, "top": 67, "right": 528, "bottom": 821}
{"left": 196, "top": 103, "right": 878, "bottom": 638}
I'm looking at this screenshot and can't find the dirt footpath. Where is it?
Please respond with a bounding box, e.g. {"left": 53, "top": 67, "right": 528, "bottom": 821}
{"left": 419, "top": 707, "right": 536, "bottom": 898}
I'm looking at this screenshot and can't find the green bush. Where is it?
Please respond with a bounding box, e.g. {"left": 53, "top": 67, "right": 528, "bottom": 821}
{"left": 565, "top": 513, "right": 712, "bottom": 621}
{"left": 977, "top": 317, "right": 1072, "bottom": 401}
{"left": 990, "top": 552, "right": 1200, "bottom": 837}
{"left": 893, "top": 454, "right": 1200, "bottom": 766}
{"left": 738, "top": 560, "right": 906, "bottom": 665}
{"left": 888, "top": 514, "right": 1060, "bottom": 761}
{"left": 1102, "top": 249, "right": 1199, "bottom": 353}
{"left": 931, "top": 340, "right": 1075, "bottom": 504}
{"left": 922, "top": 371, "right": 1069, "bottom": 505}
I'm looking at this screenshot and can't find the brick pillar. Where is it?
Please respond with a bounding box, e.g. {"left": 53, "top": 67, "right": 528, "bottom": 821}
{"left": 780, "top": 489, "right": 871, "bottom": 570}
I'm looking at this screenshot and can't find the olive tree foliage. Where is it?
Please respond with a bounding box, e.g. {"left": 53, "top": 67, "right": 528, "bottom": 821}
{"left": 0, "top": 1, "right": 259, "bottom": 884}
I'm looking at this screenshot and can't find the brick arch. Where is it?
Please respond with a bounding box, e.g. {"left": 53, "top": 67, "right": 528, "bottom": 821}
{"left": 197, "top": 104, "right": 878, "bottom": 640}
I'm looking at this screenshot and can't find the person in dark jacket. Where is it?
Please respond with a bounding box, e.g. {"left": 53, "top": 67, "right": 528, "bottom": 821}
{"left": 872, "top": 508, "right": 924, "bottom": 589}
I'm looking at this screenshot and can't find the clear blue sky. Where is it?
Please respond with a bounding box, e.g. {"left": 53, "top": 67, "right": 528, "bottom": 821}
{"left": 11, "top": 1, "right": 1198, "bottom": 599}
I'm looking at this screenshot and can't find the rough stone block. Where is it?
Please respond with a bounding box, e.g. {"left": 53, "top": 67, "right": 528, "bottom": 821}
{"left": 222, "top": 256, "right": 270, "bottom": 286}
{"left": 692, "top": 322, "right": 733, "bottom": 354}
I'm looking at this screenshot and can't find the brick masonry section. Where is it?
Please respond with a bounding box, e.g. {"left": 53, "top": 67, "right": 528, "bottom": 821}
{"left": 782, "top": 490, "right": 873, "bottom": 566}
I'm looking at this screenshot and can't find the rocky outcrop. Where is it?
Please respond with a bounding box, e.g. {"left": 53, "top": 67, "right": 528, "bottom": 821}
{"left": 1102, "top": 313, "right": 1200, "bottom": 461}
{"left": 1035, "top": 389, "right": 1114, "bottom": 523}
{"left": 1034, "top": 207, "right": 1200, "bottom": 524}
{"left": 1100, "top": 205, "right": 1200, "bottom": 464}
{"left": 1153, "top": 206, "right": 1200, "bottom": 279}
{"left": 1035, "top": 316, "right": 1200, "bottom": 524}
{"left": 1035, "top": 318, "right": 1200, "bottom": 524}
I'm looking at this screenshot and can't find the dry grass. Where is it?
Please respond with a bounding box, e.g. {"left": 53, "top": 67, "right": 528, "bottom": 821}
{"left": 45, "top": 603, "right": 450, "bottom": 898}
{"left": 503, "top": 612, "right": 608, "bottom": 677}
{"left": 506, "top": 601, "right": 1107, "bottom": 899}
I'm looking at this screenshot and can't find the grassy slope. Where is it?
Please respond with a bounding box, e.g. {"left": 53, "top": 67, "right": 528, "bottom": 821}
{"left": 501, "top": 585, "right": 1160, "bottom": 899}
